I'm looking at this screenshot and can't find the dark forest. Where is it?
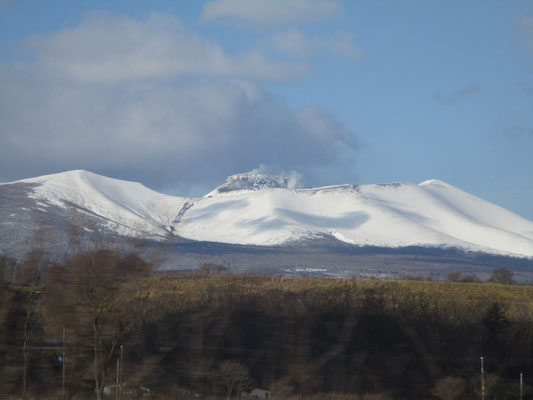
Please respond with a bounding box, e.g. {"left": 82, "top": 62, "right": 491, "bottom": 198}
{"left": 1, "top": 250, "right": 532, "bottom": 399}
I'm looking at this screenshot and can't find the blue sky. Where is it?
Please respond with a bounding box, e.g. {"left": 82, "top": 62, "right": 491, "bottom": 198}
{"left": 1, "top": 0, "right": 533, "bottom": 220}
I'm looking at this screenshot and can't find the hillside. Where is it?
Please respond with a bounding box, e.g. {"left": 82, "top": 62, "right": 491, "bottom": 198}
{"left": 4, "top": 266, "right": 533, "bottom": 399}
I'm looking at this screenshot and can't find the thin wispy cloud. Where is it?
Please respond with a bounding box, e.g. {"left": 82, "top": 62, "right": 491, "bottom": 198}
{"left": 272, "top": 29, "right": 364, "bottom": 59}
{"left": 504, "top": 126, "right": 533, "bottom": 140}
{"left": 327, "top": 31, "right": 364, "bottom": 59}
{"left": 523, "top": 17, "right": 533, "bottom": 52}
{"left": 0, "top": 0, "right": 14, "bottom": 8}
{"left": 200, "top": 0, "right": 342, "bottom": 27}
{"left": 432, "top": 84, "right": 482, "bottom": 106}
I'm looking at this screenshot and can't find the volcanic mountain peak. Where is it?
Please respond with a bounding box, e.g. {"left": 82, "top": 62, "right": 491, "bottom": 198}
{"left": 206, "top": 170, "right": 291, "bottom": 196}
{"left": 2, "top": 170, "right": 533, "bottom": 258}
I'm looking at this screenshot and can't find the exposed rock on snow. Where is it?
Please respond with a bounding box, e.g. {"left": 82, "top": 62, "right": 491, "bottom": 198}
{"left": 206, "top": 170, "right": 290, "bottom": 196}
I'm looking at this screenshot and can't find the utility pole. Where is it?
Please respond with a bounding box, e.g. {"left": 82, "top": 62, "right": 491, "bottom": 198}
{"left": 119, "top": 345, "right": 123, "bottom": 400}
{"left": 520, "top": 372, "right": 523, "bottom": 400}
{"left": 62, "top": 326, "right": 66, "bottom": 400}
{"left": 115, "top": 358, "right": 120, "bottom": 400}
{"left": 480, "top": 356, "right": 485, "bottom": 400}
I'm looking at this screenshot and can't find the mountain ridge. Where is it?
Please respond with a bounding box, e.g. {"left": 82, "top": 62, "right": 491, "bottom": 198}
{"left": 2, "top": 169, "right": 533, "bottom": 259}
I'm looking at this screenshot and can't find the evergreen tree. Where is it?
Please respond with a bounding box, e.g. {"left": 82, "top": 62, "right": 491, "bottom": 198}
{"left": 482, "top": 302, "right": 509, "bottom": 333}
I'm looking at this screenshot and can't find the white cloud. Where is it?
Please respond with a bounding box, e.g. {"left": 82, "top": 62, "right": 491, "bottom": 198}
{"left": 273, "top": 30, "right": 314, "bottom": 57}
{"left": 27, "top": 12, "right": 304, "bottom": 83}
{"left": 272, "top": 29, "right": 363, "bottom": 59}
{"left": 200, "top": 0, "right": 342, "bottom": 27}
{"left": 0, "top": 11, "right": 359, "bottom": 190}
{"left": 432, "top": 84, "right": 482, "bottom": 106}
{"left": 0, "top": 67, "right": 357, "bottom": 188}
{"left": 523, "top": 17, "right": 533, "bottom": 52}
{"left": 328, "top": 31, "right": 364, "bottom": 59}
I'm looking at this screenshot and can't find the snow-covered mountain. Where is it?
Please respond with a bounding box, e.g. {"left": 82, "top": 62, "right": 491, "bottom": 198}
{"left": 7, "top": 169, "right": 190, "bottom": 237}
{"left": 1, "top": 169, "right": 533, "bottom": 258}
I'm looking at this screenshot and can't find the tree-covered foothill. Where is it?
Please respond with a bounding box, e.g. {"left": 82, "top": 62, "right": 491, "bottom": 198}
{"left": 1, "top": 252, "right": 533, "bottom": 399}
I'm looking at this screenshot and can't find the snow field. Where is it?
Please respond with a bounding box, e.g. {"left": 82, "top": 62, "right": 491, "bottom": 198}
{"left": 7, "top": 170, "right": 533, "bottom": 257}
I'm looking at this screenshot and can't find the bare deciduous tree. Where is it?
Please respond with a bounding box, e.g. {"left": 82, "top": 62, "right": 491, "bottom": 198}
{"left": 488, "top": 268, "right": 515, "bottom": 285}
{"left": 445, "top": 272, "right": 481, "bottom": 283}
{"left": 19, "top": 247, "right": 48, "bottom": 400}
{"left": 211, "top": 360, "right": 251, "bottom": 400}
{"left": 445, "top": 272, "right": 463, "bottom": 282}
{"left": 44, "top": 250, "right": 150, "bottom": 400}
{"left": 431, "top": 376, "right": 465, "bottom": 400}
{"left": 199, "top": 263, "right": 229, "bottom": 275}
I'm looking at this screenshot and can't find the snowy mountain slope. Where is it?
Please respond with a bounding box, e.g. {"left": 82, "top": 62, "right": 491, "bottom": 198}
{"left": 2, "top": 170, "right": 190, "bottom": 237}
{"left": 419, "top": 179, "right": 533, "bottom": 238}
{"left": 180, "top": 181, "right": 533, "bottom": 257}
{"left": 2, "top": 170, "right": 533, "bottom": 257}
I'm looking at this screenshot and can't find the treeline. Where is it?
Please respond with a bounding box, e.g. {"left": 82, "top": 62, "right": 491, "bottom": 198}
{"left": 416, "top": 268, "right": 516, "bottom": 284}
{"left": 1, "top": 250, "right": 533, "bottom": 399}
